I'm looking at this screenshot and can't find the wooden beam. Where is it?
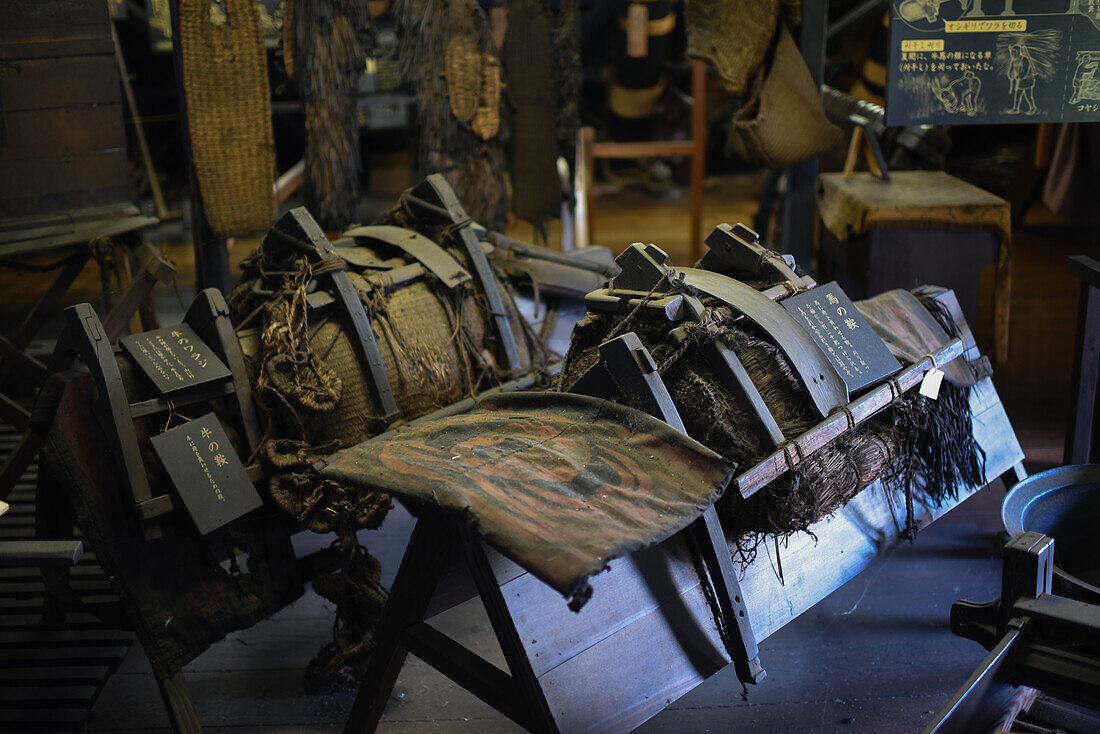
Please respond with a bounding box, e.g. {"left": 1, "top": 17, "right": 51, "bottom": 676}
{"left": 0, "top": 540, "right": 82, "bottom": 568}
{"left": 587, "top": 140, "right": 694, "bottom": 159}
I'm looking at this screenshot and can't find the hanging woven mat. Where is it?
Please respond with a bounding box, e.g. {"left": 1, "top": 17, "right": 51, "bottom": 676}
{"left": 445, "top": 35, "right": 501, "bottom": 141}
{"left": 179, "top": 0, "right": 275, "bottom": 237}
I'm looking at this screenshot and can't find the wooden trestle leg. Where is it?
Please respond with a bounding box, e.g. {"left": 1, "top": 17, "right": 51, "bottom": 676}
{"left": 344, "top": 511, "right": 558, "bottom": 733}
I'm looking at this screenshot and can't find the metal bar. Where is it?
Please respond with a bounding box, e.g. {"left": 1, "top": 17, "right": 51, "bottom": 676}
{"left": 921, "top": 628, "right": 1021, "bottom": 734}
{"left": 736, "top": 338, "right": 965, "bottom": 499}
{"left": 576, "top": 126, "right": 594, "bottom": 249}
{"left": 1014, "top": 595, "right": 1100, "bottom": 641}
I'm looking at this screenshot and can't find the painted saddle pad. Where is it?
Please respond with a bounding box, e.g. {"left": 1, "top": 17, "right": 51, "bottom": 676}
{"left": 322, "top": 392, "right": 735, "bottom": 606}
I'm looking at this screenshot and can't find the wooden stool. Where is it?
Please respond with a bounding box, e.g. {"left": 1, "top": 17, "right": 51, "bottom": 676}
{"left": 817, "top": 170, "right": 1012, "bottom": 363}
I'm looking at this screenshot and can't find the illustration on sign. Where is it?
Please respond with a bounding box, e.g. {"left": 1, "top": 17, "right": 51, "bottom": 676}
{"left": 1070, "top": 51, "right": 1100, "bottom": 103}
{"left": 888, "top": 2, "right": 1100, "bottom": 124}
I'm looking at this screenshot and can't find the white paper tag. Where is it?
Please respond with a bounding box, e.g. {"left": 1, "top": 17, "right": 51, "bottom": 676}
{"left": 919, "top": 367, "right": 944, "bottom": 400}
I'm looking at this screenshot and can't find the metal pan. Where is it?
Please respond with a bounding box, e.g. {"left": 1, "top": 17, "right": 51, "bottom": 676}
{"left": 1002, "top": 464, "right": 1100, "bottom": 602}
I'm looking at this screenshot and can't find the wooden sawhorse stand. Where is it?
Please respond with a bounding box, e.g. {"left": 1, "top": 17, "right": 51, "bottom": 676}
{"left": 344, "top": 333, "right": 764, "bottom": 733}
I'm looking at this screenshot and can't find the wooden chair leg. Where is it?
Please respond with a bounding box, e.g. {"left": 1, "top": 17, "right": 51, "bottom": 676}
{"left": 343, "top": 512, "right": 454, "bottom": 733}
{"left": 458, "top": 524, "right": 558, "bottom": 734}
{"left": 156, "top": 670, "right": 203, "bottom": 734}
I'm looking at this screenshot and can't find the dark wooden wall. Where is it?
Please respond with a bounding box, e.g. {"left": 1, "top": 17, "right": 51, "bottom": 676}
{"left": 0, "top": 0, "right": 131, "bottom": 220}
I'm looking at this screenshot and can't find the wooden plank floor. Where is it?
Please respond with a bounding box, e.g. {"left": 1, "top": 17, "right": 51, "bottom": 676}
{"left": 0, "top": 425, "right": 134, "bottom": 733}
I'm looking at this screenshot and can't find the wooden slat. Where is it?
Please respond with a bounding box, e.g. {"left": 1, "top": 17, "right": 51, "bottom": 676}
{"left": 0, "top": 707, "right": 87, "bottom": 730}
{"left": 0, "top": 203, "right": 139, "bottom": 237}
{"left": 0, "top": 540, "right": 82, "bottom": 567}
{"left": 0, "top": 644, "right": 130, "bottom": 666}
{"left": 0, "top": 36, "right": 116, "bottom": 61}
{"left": 0, "top": 578, "right": 112, "bottom": 597}
{"left": 0, "top": 213, "right": 155, "bottom": 253}
{"left": 0, "top": 664, "right": 109, "bottom": 687}
{"left": 0, "top": 685, "right": 99, "bottom": 707}
{"left": 0, "top": 628, "right": 131, "bottom": 648}
{"left": 0, "top": 105, "right": 126, "bottom": 161}
{"left": 0, "top": 564, "right": 105, "bottom": 580}
{"left": 588, "top": 140, "right": 695, "bottom": 159}
{"left": 0, "top": 613, "right": 108, "bottom": 631}
{"left": 0, "top": 150, "right": 129, "bottom": 202}
{"left": 0, "top": 55, "right": 119, "bottom": 112}
{"left": 0, "top": 0, "right": 109, "bottom": 44}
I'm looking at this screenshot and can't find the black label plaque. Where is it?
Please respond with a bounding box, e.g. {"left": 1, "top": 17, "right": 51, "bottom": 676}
{"left": 782, "top": 283, "right": 901, "bottom": 393}
{"left": 887, "top": 3, "right": 1100, "bottom": 126}
{"left": 150, "top": 413, "right": 261, "bottom": 535}
{"left": 121, "top": 324, "right": 231, "bottom": 394}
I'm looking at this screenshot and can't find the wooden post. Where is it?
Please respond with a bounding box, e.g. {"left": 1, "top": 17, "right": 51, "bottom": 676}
{"left": 575, "top": 126, "right": 595, "bottom": 250}
{"left": 112, "top": 24, "right": 169, "bottom": 221}
{"left": 167, "top": 0, "right": 231, "bottom": 294}
{"left": 781, "top": 0, "right": 828, "bottom": 271}
{"left": 689, "top": 59, "right": 706, "bottom": 263}
{"left": 1065, "top": 256, "right": 1100, "bottom": 465}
